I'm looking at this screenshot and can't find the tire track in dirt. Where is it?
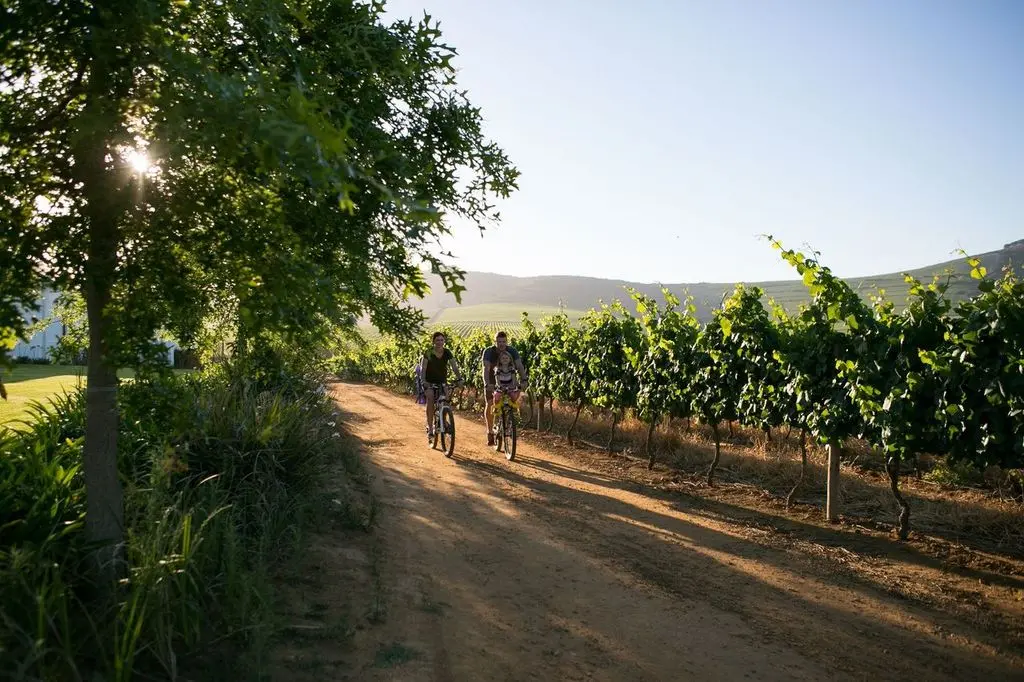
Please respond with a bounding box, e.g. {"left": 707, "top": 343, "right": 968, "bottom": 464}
{"left": 270, "top": 382, "right": 1024, "bottom": 681}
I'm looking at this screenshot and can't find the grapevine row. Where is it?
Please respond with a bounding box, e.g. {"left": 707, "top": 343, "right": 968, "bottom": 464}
{"left": 346, "top": 240, "right": 1024, "bottom": 538}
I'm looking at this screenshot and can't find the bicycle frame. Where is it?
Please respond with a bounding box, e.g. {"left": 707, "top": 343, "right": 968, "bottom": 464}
{"left": 427, "top": 382, "right": 459, "bottom": 457}
{"left": 428, "top": 382, "right": 450, "bottom": 429}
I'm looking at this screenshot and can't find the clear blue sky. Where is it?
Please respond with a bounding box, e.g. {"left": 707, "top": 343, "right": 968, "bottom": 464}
{"left": 385, "top": 0, "right": 1024, "bottom": 283}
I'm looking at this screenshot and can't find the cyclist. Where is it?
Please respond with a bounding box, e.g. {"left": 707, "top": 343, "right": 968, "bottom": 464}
{"left": 421, "top": 331, "right": 464, "bottom": 443}
{"left": 482, "top": 331, "right": 528, "bottom": 446}
{"left": 490, "top": 349, "right": 525, "bottom": 425}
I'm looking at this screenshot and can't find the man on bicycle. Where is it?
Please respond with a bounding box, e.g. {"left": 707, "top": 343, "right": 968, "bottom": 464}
{"left": 481, "top": 331, "right": 528, "bottom": 446}
{"left": 421, "top": 331, "right": 464, "bottom": 444}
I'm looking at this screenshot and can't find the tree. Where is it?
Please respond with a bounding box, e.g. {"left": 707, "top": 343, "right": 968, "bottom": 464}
{"left": 535, "top": 312, "right": 590, "bottom": 443}
{"left": 768, "top": 238, "right": 871, "bottom": 520}
{"left": 580, "top": 302, "right": 643, "bottom": 451}
{"left": 718, "top": 285, "right": 786, "bottom": 442}
{"left": 0, "top": 0, "right": 517, "bottom": 585}
{"left": 840, "top": 276, "right": 952, "bottom": 539}
{"left": 515, "top": 312, "right": 544, "bottom": 424}
{"left": 630, "top": 289, "right": 700, "bottom": 468}
{"left": 770, "top": 308, "right": 816, "bottom": 506}
{"left": 690, "top": 294, "right": 745, "bottom": 486}
{"left": 928, "top": 263, "right": 1024, "bottom": 476}
{"left": 44, "top": 291, "right": 90, "bottom": 365}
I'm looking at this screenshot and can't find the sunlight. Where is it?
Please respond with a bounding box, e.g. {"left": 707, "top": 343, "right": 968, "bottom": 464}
{"left": 126, "top": 149, "right": 149, "bottom": 173}
{"left": 123, "top": 148, "right": 156, "bottom": 175}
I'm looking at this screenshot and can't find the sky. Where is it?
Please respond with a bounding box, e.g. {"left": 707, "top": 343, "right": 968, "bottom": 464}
{"left": 384, "top": 0, "right": 1024, "bottom": 284}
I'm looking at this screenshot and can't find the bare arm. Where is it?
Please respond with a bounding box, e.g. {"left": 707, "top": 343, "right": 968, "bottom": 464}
{"left": 482, "top": 350, "right": 494, "bottom": 386}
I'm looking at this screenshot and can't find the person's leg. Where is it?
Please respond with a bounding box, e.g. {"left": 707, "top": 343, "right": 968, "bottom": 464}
{"left": 425, "top": 386, "right": 436, "bottom": 435}
{"left": 484, "top": 385, "right": 495, "bottom": 444}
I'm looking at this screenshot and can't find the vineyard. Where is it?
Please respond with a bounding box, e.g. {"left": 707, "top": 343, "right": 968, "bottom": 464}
{"left": 346, "top": 239, "right": 1024, "bottom": 540}
{"left": 373, "top": 321, "right": 528, "bottom": 339}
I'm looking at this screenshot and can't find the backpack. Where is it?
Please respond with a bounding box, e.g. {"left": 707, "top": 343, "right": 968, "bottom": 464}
{"left": 413, "top": 359, "right": 426, "bottom": 404}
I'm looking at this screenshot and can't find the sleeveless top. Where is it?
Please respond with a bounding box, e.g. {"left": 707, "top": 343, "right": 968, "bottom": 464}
{"left": 494, "top": 365, "right": 516, "bottom": 388}
{"left": 423, "top": 349, "right": 452, "bottom": 384}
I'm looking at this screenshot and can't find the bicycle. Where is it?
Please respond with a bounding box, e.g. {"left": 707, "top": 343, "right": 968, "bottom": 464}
{"left": 492, "top": 385, "right": 521, "bottom": 461}
{"left": 427, "top": 382, "right": 456, "bottom": 458}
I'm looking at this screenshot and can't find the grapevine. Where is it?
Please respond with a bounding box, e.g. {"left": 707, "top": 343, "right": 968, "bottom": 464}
{"left": 345, "top": 243, "right": 1024, "bottom": 538}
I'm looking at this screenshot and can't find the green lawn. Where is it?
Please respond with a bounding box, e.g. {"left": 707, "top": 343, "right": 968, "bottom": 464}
{"left": 0, "top": 365, "right": 190, "bottom": 429}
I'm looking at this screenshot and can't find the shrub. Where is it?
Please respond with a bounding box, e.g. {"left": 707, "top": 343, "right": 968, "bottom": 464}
{"left": 0, "top": 364, "right": 357, "bottom": 680}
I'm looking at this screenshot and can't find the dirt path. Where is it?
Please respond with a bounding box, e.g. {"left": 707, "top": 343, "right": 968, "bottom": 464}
{"left": 271, "top": 382, "right": 1024, "bottom": 681}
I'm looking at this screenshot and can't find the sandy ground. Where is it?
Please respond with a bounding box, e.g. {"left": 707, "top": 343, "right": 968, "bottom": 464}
{"left": 269, "top": 381, "right": 1024, "bottom": 681}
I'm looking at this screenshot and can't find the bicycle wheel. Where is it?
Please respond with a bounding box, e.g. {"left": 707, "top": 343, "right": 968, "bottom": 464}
{"left": 493, "top": 406, "right": 504, "bottom": 453}
{"left": 431, "top": 409, "right": 440, "bottom": 449}
{"left": 440, "top": 406, "right": 455, "bottom": 458}
{"left": 503, "top": 406, "right": 516, "bottom": 461}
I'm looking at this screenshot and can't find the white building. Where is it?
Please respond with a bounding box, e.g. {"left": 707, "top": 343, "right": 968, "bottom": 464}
{"left": 12, "top": 288, "right": 64, "bottom": 361}
{"left": 13, "top": 287, "right": 178, "bottom": 366}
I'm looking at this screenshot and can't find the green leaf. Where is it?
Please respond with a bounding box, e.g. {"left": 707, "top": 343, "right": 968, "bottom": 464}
{"left": 0, "top": 327, "right": 17, "bottom": 351}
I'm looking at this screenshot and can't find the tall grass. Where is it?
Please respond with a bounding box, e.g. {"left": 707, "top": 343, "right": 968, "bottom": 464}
{"left": 0, "top": 364, "right": 356, "bottom": 680}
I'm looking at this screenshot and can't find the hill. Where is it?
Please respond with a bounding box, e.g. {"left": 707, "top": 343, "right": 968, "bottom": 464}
{"left": 411, "top": 241, "right": 1024, "bottom": 327}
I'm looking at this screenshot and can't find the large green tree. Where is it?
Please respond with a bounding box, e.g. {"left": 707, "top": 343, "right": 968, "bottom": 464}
{"left": 0, "top": 0, "right": 516, "bottom": 582}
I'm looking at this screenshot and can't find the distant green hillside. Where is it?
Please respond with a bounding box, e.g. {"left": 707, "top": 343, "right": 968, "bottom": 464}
{"left": 427, "top": 303, "right": 587, "bottom": 326}
{"left": 411, "top": 242, "right": 1023, "bottom": 325}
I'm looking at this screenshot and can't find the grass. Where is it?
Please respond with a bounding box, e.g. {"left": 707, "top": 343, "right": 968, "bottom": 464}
{"left": 0, "top": 365, "right": 192, "bottom": 427}
{"left": 0, "top": 365, "right": 356, "bottom": 680}
{"left": 0, "top": 365, "right": 87, "bottom": 426}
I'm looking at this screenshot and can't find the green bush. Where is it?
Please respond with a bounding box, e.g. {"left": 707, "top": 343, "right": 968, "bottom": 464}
{"left": 0, "top": 365, "right": 356, "bottom": 680}
{"left": 923, "top": 456, "right": 985, "bottom": 488}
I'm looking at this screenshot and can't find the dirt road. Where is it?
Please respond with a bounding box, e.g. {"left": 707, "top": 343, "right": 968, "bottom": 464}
{"left": 271, "top": 382, "right": 1024, "bottom": 681}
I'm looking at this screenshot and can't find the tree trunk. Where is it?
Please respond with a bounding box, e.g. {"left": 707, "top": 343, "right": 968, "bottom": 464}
{"left": 887, "top": 456, "right": 911, "bottom": 540}
{"left": 545, "top": 397, "right": 555, "bottom": 432}
{"left": 84, "top": 277, "right": 124, "bottom": 586}
{"left": 763, "top": 426, "right": 772, "bottom": 443}
{"left": 567, "top": 404, "right": 583, "bottom": 445}
{"left": 608, "top": 410, "right": 619, "bottom": 452}
{"left": 525, "top": 390, "right": 535, "bottom": 427}
{"left": 826, "top": 439, "right": 842, "bottom": 522}
{"left": 79, "top": 153, "right": 125, "bottom": 589}
{"left": 75, "top": 68, "right": 128, "bottom": 591}
{"left": 536, "top": 394, "right": 543, "bottom": 431}
{"left": 784, "top": 424, "right": 793, "bottom": 439}
{"left": 706, "top": 422, "right": 721, "bottom": 486}
{"left": 728, "top": 420, "right": 734, "bottom": 438}
{"left": 646, "top": 416, "right": 659, "bottom": 469}
{"left": 685, "top": 416, "right": 691, "bottom": 433}
{"left": 786, "top": 429, "right": 808, "bottom": 508}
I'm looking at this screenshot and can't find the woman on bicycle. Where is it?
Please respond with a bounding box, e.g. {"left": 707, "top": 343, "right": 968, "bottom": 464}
{"left": 422, "top": 331, "right": 464, "bottom": 443}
